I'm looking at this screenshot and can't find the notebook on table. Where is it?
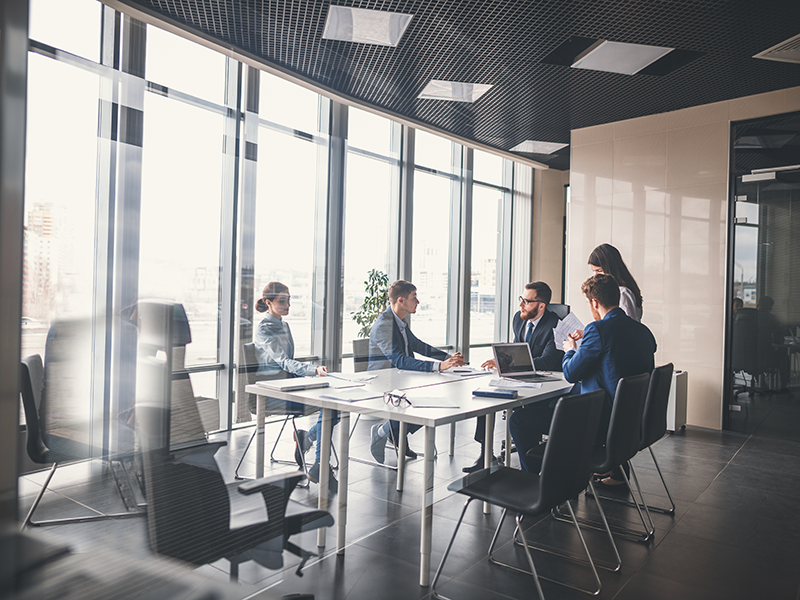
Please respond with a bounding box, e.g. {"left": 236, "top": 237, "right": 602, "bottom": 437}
{"left": 491, "top": 342, "right": 561, "bottom": 383}
{"left": 255, "top": 376, "right": 329, "bottom": 392}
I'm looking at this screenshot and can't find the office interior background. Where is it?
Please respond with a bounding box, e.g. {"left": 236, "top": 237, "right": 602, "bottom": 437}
{"left": 2, "top": 0, "right": 800, "bottom": 597}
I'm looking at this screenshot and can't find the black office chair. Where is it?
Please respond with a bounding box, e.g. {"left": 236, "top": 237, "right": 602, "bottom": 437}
{"left": 234, "top": 343, "right": 335, "bottom": 482}
{"left": 19, "top": 354, "right": 144, "bottom": 528}
{"left": 431, "top": 390, "right": 617, "bottom": 600}
{"left": 558, "top": 373, "right": 654, "bottom": 542}
{"left": 353, "top": 338, "right": 370, "bottom": 373}
{"left": 137, "top": 406, "right": 333, "bottom": 581}
{"left": 547, "top": 303, "right": 570, "bottom": 320}
{"left": 587, "top": 364, "right": 676, "bottom": 517}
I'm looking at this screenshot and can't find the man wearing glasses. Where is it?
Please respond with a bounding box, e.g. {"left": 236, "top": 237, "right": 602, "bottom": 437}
{"left": 465, "top": 281, "right": 564, "bottom": 472}
{"left": 368, "top": 280, "right": 465, "bottom": 463}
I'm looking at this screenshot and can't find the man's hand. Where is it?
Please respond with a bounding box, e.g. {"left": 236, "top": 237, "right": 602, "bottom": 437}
{"left": 481, "top": 358, "right": 496, "bottom": 370}
{"left": 440, "top": 352, "right": 466, "bottom": 371}
{"left": 562, "top": 331, "right": 581, "bottom": 352}
{"left": 316, "top": 366, "right": 329, "bottom": 376}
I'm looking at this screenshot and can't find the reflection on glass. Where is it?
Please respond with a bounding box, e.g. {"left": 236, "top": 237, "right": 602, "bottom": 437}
{"left": 29, "top": 0, "right": 101, "bottom": 63}
{"left": 415, "top": 130, "right": 454, "bottom": 173}
{"left": 145, "top": 25, "right": 226, "bottom": 104}
{"left": 260, "top": 72, "right": 321, "bottom": 134}
{"left": 253, "top": 129, "right": 327, "bottom": 356}
{"left": 471, "top": 185, "right": 503, "bottom": 343}
{"left": 411, "top": 171, "right": 452, "bottom": 345}
{"left": 140, "top": 92, "right": 224, "bottom": 367}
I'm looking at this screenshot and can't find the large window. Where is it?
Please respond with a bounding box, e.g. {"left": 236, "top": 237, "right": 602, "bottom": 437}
{"left": 250, "top": 73, "right": 328, "bottom": 357}
{"left": 21, "top": 3, "right": 536, "bottom": 438}
{"left": 342, "top": 108, "right": 399, "bottom": 353}
{"left": 412, "top": 131, "right": 460, "bottom": 347}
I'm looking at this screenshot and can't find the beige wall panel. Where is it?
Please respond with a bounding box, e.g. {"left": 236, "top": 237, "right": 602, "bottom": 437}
{"left": 666, "top": 122, "right": 729, "bottom": 189}
{"left": 613, "top": 112, "right": 668, "bottom": 139}
{"left": 668, "top": 101, "right": 729, "bottom": 130}
{"left": 728, "top": 88, "right": 787, "bottom": 122}
{"left": 572, "top": 122, "right": 613, "bottom": 146}
{"left": 570, "top": 141, "right": 614, "bottom": 199}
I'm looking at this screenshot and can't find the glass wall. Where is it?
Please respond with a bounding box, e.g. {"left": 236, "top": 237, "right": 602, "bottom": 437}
{"left": 21, "top": 0, "right": 536, "bottom": 442}
{"left": 726, "top": 111, "right": 800, "bottom": 432}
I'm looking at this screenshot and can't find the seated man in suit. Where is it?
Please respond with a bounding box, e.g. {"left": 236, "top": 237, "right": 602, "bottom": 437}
{"left": 368, "top": 279, "right": 465, "bottom": 463}
{"left": 510, "top": 273, "right": 656, "bottom": 484}
{"left": 465, "top": 281, "right": 564, "bottom": 473}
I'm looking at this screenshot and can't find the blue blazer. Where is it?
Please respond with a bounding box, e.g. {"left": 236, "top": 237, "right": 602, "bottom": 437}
{"left": 368, "top": 307, "right": 449, "bottom": 371}
{"left": 562, "top": 307, "right": 657, "bottom": 409}
{"left": 511, "top": 309, "right": 564, "bottom": 372}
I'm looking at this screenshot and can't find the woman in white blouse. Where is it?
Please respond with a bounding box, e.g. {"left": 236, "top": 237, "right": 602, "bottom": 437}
{"left": 588, "top": 244, "right": 643, "bottom": 322}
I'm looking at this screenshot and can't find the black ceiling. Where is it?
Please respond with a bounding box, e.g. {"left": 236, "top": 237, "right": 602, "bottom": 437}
{"left": 121, "top": 0, "right": 800, "bottom": 170}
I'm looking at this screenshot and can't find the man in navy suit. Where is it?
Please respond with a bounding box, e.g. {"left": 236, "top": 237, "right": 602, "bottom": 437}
{"left": 368, "top": 280, "right": 464, "bottom": 463}
{"left": 465, "top": 281, "right": 564, "bottom": 472}
{"left": 510, "top": 273, "right": 656, "bottom": 478}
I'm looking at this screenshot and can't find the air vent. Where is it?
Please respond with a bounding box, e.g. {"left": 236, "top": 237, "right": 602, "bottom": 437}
{"left": 754, "top": 33, "right": 800, "bottom": 65}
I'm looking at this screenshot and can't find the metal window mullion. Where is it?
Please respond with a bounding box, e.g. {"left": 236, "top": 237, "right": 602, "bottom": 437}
{"left": 93, "top": 4, "right": 122, "bottom": 459}
{"left": 451, "top": 146, "right": 471, "bottom": 359}
{"left": 398, "top": 125, "right": 415, "bottom": 281}
{"left": 217, "top": 57, "right": 243, "bottom": 431}
{"left": 106, "top": 14, "right": 147, "bottom": 459}
{"left": 0, "top": 0, "right": 29, "bottom": 522}
{"left": 386, "top": 120, "right": 404, "bottom": 281}
{"left": 510, "top": 162, "right": 534, "bottom": 339}
{"left": 234, "top": 65, "right": 259, "bottom": 425}
{"left": 496, "top": 159, "right": 515, "bottom": 342}
{"left": 318, "top": 100, "right": 346, "bottom": 371}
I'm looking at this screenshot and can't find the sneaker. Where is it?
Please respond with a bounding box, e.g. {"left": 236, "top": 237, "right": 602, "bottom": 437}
{"left": 306, "top": 461, "right": 338, "bottom": 493}
{"left": 294, "top": 429, "right": 312, "bottom": 467}
{"left": 370, "top": 424, "right": 386, "bottom": 464}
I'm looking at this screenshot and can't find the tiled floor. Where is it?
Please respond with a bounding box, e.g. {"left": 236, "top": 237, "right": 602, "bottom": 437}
{"left": 18, "top": 388, "right": 800, "bottom": 600}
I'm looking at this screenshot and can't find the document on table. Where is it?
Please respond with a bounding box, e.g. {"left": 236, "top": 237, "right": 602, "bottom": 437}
{"left": 553, "top": 312, "right": 585, "bottom": 348}
{"left": 327, "top": 372, "right": 378, "bottom": 383}
{"left": 444, "top": 367, "right": 491, "bottom": 377}
{"left": 320, "top": 388, "right": 381, "bottom": 402}
{"left": 489, "top": 378, "right": 543, "bottom": 389}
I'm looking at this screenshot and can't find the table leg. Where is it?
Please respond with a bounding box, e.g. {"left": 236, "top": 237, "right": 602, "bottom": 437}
{"left": 255, "top": 394, "right": 265, "bottom": 478}
{"left": 484, "top": 412, "right": 495, "bottom": 514}
{"left": 317, "top": 407, "right": 332, "bottom": 547}
{"left": 505, "top": 413, "right": 513, "bottom": 469}
{"left": 337, "top": 412, "right": 350, "bottom": 555}
{"left": 396, "top": 421, "right": 407, "bottom": 492}
{"left": 420, "top": 426, "right": 435, "bottom": 586}
{"left": 449, "top": 422, "right": 456, "bottom": 457}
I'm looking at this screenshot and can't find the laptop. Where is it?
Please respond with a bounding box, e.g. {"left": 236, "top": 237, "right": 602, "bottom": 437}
{"left": 491, "top": 342, "right": 560, "bottom": 382}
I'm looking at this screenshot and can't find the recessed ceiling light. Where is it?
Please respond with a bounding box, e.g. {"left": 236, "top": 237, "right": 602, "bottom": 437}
{"left": 572, "top": 40, "right": 673, "bottom": 75}
{"left": 322, "top": 6, "right": 413, "bottom": 47}
{"left": 510, "top": 140, "right": 568, "bottom": 154}
{"left": 417, "top": 80, "right": 493, "bottom": 102}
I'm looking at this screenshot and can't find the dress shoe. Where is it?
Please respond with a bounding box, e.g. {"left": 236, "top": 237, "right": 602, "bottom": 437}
{"left": 462, "top": 454, "right": 497, "bottom": 473}
{"left": 293, "top": 429, "right": 312, "bottom": 467}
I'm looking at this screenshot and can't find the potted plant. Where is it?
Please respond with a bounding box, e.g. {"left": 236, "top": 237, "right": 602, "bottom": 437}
{"left": 350, "top": 269, "right": 388, "bottom": 370}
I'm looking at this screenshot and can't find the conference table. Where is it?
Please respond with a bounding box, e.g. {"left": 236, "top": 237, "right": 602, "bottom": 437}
{"left": 245, "top": 368, "right": 572, "bottom": 586}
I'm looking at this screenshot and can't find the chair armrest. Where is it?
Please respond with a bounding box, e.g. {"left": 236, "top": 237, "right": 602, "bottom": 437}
{"left": 237, "top": 472, "right": 305, "bottom": 496}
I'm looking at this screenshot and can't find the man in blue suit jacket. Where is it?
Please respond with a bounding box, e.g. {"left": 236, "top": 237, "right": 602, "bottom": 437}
{"left": 368, "top": 280, "right": 464, "bottom": 463}
{"left": 510, "top": 273, "right": 656, "bottom": 478}
{"left": 465, "top": 281, "right": 564, "bottom": 472}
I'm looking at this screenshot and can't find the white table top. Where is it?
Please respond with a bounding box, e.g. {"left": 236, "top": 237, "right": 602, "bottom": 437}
{"left": 245, "top": 368, "right": 573, "bottom": 428}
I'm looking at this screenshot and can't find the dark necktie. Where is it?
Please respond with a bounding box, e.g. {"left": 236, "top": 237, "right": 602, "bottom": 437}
{"left": 525, "top": 321, "right": 534, "bottom": 344}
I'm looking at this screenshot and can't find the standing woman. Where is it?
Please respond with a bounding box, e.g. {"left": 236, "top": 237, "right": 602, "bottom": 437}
{"left": 588, "top": 244, "right": 643, "bottom": 322}
{"left": 254, "top": 281, "right": 338, "bottom": 491}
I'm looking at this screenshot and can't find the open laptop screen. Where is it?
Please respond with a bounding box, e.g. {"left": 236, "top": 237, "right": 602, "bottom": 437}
{"left": 493, "top": 343, "right": 535, "bottom": 376}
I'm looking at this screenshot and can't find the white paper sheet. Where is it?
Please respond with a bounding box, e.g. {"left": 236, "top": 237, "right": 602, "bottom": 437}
{"left": 553, "top": 312, "right": 585, "bottom": 348}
